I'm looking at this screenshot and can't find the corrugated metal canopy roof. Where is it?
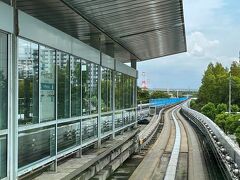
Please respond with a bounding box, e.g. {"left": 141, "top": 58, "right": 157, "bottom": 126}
{"left": 16, "top": 0, "right": 186, "bottom": 62}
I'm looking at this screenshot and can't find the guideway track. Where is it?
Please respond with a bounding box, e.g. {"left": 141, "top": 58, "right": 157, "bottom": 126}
{"left": 130, "top": 104, "right": 209, "bottom": 180}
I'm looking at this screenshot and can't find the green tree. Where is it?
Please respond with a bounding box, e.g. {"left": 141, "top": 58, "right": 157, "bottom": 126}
{"left": 190, "top": 99, "right": 202, "bottom": 111}
{"left": 215, "top": 113, "right": 228, "bottom": 132}
{"left": 197, "top": 62, "right": 240, "bottom": 109}
{"left": 201, "top": 102, "right": 216, "bottom": 120}
{"left": 216, "top": 103, "right": 227, "bottom": 114}
{"left": 150, "top": 90, "right": 170, "bottom": 99}
{"left": 190, "top": 99, "right": 196, "bottom": 109}
{"left": 230, "top": 76, "right": 240, "bottom": 105}
{"left": 235, "top": 127, "right": 240, "bottom": 145}
{"left": 198, "top": 63, "right": 228, "bottom": 105}
{"left": 198, "top": 63, "right": 215, "bottom": 104}
{"left": 232, "top": 104, "right": 239, "bottom": 113}
{"left": 225, "top": 114, "right": 240, "bottom": 134}
{"left": 230, "top": 61, "right": 240, "bottom": 77}
{"left": 137, "top": 87, "right": 150, "bottom": 104}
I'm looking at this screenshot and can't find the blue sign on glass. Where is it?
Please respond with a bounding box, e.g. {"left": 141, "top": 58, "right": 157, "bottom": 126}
{"left": 41, "top": 83, "right": 54, "bottom": 90}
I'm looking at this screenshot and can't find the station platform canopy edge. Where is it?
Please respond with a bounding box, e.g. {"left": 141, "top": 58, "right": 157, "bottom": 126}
{"left": 16, "top": 0, "right": 187, "bottom": 63}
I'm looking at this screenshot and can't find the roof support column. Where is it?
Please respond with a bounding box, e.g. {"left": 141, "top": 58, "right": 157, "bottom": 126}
{"left": 131, "top": 59, "right": 137, "bottom": 69}
{"left": 131, "top": 59, "right": 137, "bottom": 128}
{"left": 97, "top": 63, "right": 101, "bottom": 148}
{"left": 112, "top": 68, "right": 116, "bottom": 139}
{"left": 9, "top": 0, "right": 18, "bottom": 179}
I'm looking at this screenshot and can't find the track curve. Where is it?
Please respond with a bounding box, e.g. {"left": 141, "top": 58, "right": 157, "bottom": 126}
{"left": 130, "top": 104, "right": 209, "bottom": 180}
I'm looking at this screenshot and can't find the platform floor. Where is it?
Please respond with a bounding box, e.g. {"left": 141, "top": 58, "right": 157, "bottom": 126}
{"left": 34, "top": 130, "right": 137, "bottom": 180}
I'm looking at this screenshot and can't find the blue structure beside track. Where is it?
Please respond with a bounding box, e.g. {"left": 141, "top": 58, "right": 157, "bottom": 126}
{"left": 149, "top": 97, "right": 187, "bottom": 107}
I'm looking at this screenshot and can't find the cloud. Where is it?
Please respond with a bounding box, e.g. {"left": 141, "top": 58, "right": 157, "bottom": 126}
{"left": 184, "top": 0, "right": 226, "bottom": 31}
{"left": 187, "top": 32, "right": 219, "bottom": 57}
{"left": 137, "top": 0, "right": 240, "bottom": 90}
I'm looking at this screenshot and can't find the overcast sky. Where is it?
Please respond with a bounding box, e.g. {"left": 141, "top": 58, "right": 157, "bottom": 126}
{"left": 137, "top": 0, "right": 240, "bottom": 90}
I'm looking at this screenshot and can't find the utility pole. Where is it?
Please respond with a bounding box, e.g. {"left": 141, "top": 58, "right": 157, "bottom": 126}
{"left": 239, "top": 50, "right": 240, "bottom": 64}
{"left": 229, "top": 73, "right": 232, "bottom": 113}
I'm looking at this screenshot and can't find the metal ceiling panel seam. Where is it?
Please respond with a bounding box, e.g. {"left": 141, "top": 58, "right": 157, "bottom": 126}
{"left": 16, "top": 0, "right": 186, "bottom": 62}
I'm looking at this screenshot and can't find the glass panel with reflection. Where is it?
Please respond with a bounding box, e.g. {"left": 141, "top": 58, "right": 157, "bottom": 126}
{"left": 71, "top": 56, "right": 81, "bottom": 117}
{"left": 18, "top": 38, "right": 39, "bottom": 125}
{"left": 57, "top": 51, "right": 70, "bottom": 119}
{"left": 0, "top": 32, "right": 8, "bottom": 130}
{"left": 40, "top": 45, "right": 56, "bottom": 122}
{"left": 0, "top": 135, "right": 7, "bottom": 179}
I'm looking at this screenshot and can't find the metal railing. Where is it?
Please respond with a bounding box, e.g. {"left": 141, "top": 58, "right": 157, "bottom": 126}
{"left": 181, "top": 104, "right": 240, "bottom": 180}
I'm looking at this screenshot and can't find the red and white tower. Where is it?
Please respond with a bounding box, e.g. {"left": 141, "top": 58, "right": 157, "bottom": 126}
{"left": 141, "top": 72, "right": 148, "bottom": 90}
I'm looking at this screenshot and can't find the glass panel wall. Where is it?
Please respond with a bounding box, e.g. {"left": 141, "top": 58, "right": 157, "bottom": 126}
{"left": 123, "top": 110, "right": 131, "bottom": 125}
{"left": 15, "top": 37, "right": 137, "bottom": 173}
{"left": 101, "top": 67, "right": 113, "bottom": 112}
{"left": 90, "top": 63, "right": 98, "bottom": 115}
{"left": 82, "top": 60, "right": 98, "bottom": 116}
{"left": 57, "top": 51, "right": 70, "bottom": 119}
{"left": 39, "top": 45, "right": 56, "bottom": 122}
{"left": 18, "top": 126, "right": 56, "bottom": 168}
{"left": 131, "top": 77, "right": 136, "bottom": 108}
{"left": 82, "top": 117, "right": 98, "bottom": 143}
{"left": 101, "top": 114, "right": 113, "bottom": 134}
{"left": 129, "top": 77, "right": 133, "bottom": 108}
{"left": 115, "top": 72, "right": 123, "bottom": 110}
{"left": 115, "top": 73, "right": 136, "bottom": 110}
{"left": 82, "top": 60, "right": 89, "bottom": 115}
{"left": 18, "top": 39, "right": 39, "bottom": 125}
{"left": 124, "top": 74, "right": 131, "bottom": 109}
{"left": 0, "top": 32, "right": 8, "bottom": 130}
{"left": 71, "top": 56, "right": 81, "bottom": 117}
{"left": 130, "top": 109, "right": 136, "bottom": 123}
{"left": 115, "top": 112, "right": 123, "bottom": 129}
{"left": 0, "top": 135, "right": 7, "bottom": 179}
{"left": 57, "top": 122, "right": 80, "bottom": 153}
{"left": 123, "top": 74, "right": 127, "bottom": 109}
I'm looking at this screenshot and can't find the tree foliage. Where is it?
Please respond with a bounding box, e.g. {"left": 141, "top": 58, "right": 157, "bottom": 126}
{"left": 201, "top": 102, "right": 216, "bottom": 121}
{"left": 190, "top": 99, "right": 202, "bottom": 111}
{"left": 195, "top": 61, "right": 240, "bottom": 146}
{"left": 232, "top": 104, "right": 239, "bottom": 113}
{"left": 150, "top": 90, "right": 170, "bottom": 99}
{"left": 215, "top": 113, "right": 228, "bottom": 133}
{"left": 198, "top": 63, "right": 229, "bottom": 105}
{"left": 137, "top": 87, "right": 171, "bottom": 103}
{"left": 216, "top": 103, "right": 227, "bottom": 114}
{"left": 137, "top": 87, "right": 150, "bottom": 104}
{"left": 225, "top": 114, "right": 240, "bottom": 134}
{"left": 198, "top": 62, "right": 240, "bottom": 106}
{"left": 235, "top": 127, "right": 240, "bottom": 145}
{"left": 230, "top": 61, "right": 240, "bottom": 77}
